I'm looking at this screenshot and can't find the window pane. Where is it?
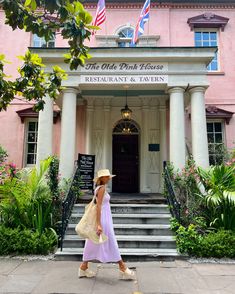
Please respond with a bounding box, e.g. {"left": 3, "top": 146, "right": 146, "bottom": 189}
{"left": 215, "top": 133, "right": 222, "bottom": 143}
{"left": 208, "top": 143, "right": 215, "bottom": 153}
{"left": 203, "top": 41, "right": 210, "bottom": 47}
{"left": 195, "top": 32, "right": 201, "bottom": 41}
{"left": 207, "top": 133, "right": 214, "bottom": 143}
{"left": 211, "top": 41, "right": 217, "bottom": 47}
{"left": 214, "top": 143, "right": 223, "bottom": 153}
{"left": 210, "top": 61, "right": 218, "bottom": 71}
{"left": 28, "top": 122, "right": 36, "bottom": 131}
{"left": 209, "top": 155, "right": 216, "bottom": 166}
{"left": 28, "top": 143, "right": 36, "bottom": 153}
{"left": 210, "top": 32, "right": 217, "bottom": 40}
{"left": 195, "top": 41, "right": 202, "bottom": 47}
{"left": 203, "top": 32, "right": 209, "bottom": 40}
{"left": 28, "top": 132, "right": 36, "bottom": 142}
{"left": 207, "top": 123, "right": 213, "bottom": 132}
{"left": 33, "top": 34, "right": 40, "bottom": 47}
{"left": 27, "top": 154, "right": 35, "bottom": 164}
{"left": 214, "top": 122, "right": 222, "bottom": 132}
{"left": 118, "top": 27, "right": 134, "bottom": 47}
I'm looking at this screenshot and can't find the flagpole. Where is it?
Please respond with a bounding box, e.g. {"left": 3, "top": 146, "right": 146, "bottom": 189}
{"left": 147, "top": 14, "right": 150, "bottom": 45}
{"left": 105, "top": 13, "right": 108, "bottom": 46}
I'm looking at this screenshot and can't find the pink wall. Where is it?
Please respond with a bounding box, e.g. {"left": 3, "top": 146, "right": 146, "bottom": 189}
{"left": 0, "top": 103, "right": 25, "bottom": 167}
{"left": 0, "top": 3, "right": 234, "bottom": 168}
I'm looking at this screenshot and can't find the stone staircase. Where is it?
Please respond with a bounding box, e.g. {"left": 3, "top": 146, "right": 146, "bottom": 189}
{"left": 55, "top": 194, "right": 181, "bottom": 261}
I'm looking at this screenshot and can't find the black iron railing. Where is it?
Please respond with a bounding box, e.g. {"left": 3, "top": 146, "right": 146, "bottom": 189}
{"left": 163, "top": 161, "right": 181, "bottom": 222}
{"left": 59, "top": 162, "right": 80, "bottom": 251}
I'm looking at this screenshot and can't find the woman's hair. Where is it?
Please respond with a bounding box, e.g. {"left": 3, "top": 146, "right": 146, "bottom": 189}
{"left": 95, "top": 177, "right": 105, "bottom": 187}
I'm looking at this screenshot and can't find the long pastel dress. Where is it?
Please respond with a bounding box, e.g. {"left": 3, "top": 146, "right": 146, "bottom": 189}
{"left": 82, "top": 185, "right": 122, "bottom": 263}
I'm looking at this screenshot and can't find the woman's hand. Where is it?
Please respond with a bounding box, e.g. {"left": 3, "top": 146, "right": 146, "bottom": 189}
{"left": 96, "top": 224, "right": 103, "bottom": 236}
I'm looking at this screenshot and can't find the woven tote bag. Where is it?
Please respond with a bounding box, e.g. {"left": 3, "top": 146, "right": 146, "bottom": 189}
{"left": 75, "top": 195, "right": 108, "bottom": 244}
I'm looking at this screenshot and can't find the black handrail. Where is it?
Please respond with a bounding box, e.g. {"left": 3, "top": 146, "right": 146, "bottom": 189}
{"left": 59, "top": 162, "right": 80, "bottom": 251}
{"left": 163, "top": 161, "right": 181, "bottom": 222}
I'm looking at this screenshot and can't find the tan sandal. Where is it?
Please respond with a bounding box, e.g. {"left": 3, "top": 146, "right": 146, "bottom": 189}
{"left": 119, "top": 267, "right": 135, "bottom": 280}
{"left": 78, "top": 267, "right": 96, "bottom": 278}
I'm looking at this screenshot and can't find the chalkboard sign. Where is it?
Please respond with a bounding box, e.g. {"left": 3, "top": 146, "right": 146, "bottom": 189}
{"left": 77, "top": 153, "right": 95, "bottom": 191}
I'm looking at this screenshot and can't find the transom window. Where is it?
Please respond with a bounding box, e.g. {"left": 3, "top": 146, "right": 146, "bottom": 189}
{"left": 194, "top": 31, "right": 218, "bottom": 71}
{"left": 32, "top": 33, "right": 55, "bottom": 48}
{"left": 25, "top": 121, "right": 38, "bottom": 165}
{"left": 113, "top": 120, "right": 139, "bottom": 135}
{"left": 117, "top": 27, "right": 135, "bottom": 48}
{"left": 207, "top": 121, "right": 224, "bottom": 165}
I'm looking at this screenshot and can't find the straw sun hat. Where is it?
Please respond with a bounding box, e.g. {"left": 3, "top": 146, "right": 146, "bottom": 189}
{"left": 93, "top": 169, "right": 116, "bottom": 183}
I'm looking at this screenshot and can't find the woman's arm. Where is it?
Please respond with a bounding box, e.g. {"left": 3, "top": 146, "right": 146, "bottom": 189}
{"left": 96, "top": 185, "right": 105, "bottom": 235}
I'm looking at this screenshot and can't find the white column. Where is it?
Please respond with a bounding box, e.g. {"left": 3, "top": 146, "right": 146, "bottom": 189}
{"left": 190, "top": 87, "right": 209, "bottom": 168}
{"left": 59, "top": 88, "right": 78, "bottom": 179}
{"left": 169, "top": 87, "right": 186, "bottom": 170}
{"left": 85, "top": 98, "right": 94, "bottom": 154}
{"left": 103, "top": 102, "right": 110, "bottom": 168}
{"left": 141, "top": 99, "right": 151, "bottom": 192}
{"left": 159, "top": 104, "right": 167, "bottom": 191}
{"left": 36, "top": 95, "right": 53, "bottom": 169}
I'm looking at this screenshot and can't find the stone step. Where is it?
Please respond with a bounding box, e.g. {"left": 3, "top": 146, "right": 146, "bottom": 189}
{"left": 66, "top": 223, "right": 174, "bottom": 236}
{"left": 54, "top": 247, "right": 184, "bottom": 261}
{"left": 72, "top": 204, "right": 169, "bottom": 214}
{"left": 63, "top": 235, "right": 176, "bottom": 249}
{"left": 70, "top": 213, "right": 171, "bottom": 224}
{"left": 77, "top": 195, "right": 166, "bottom": 205}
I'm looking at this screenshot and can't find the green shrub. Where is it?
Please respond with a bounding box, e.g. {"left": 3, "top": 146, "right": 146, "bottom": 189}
{"left": 173, "top": 218, "right": 235, "bottom": 258}
{"left": 0, "top": 225, "right": 57, "bottom": 255}
{"left": 199, "top": 230, "right": 235, "bottom": 258}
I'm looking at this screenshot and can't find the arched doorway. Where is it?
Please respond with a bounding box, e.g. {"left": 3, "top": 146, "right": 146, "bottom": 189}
{"left": 112, "top": 119, "right": 140, "bottom": 193}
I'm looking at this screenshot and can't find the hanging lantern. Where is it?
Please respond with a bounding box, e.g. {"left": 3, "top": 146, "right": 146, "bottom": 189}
{"left": 121, "top": 89, "right": 132, "bottom": 120}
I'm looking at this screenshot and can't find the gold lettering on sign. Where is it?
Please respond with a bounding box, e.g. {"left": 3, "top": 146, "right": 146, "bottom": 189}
{"left": 83, "top": 62, "right": 167, "bottom": 72}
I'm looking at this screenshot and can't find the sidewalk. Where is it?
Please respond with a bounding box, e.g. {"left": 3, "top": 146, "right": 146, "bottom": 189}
{"left": 0, "top": 257, "right": 235, "bottom": 294}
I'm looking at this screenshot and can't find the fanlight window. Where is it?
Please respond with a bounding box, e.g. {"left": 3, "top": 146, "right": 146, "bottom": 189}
{"left": 113, "top": 120, "right": 139, "bottom": 135}
{"left": 117, "top": 27, "right": 135, "bottom": 47}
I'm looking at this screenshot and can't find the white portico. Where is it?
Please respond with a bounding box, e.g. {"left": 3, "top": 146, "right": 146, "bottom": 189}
{"left": 34, "top": 47, "right": 215, "bottom": 193}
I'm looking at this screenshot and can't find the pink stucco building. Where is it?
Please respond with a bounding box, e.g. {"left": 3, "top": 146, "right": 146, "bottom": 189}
{"left": 0, "top": 0, "right": 234, "bottom": 193}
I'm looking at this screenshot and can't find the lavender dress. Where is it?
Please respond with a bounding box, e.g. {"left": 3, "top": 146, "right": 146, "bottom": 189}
{"left": 82, "top": 185, "right": 121, "bottom": 263}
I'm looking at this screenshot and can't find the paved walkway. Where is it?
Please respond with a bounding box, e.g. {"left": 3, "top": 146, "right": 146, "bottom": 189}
{"left": 0, "top": 258, "right": 235, "bottom": 294}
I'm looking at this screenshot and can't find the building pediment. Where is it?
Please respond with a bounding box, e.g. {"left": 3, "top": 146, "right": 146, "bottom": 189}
{"left": 16, "top": 107, "right": 60, "bottom": 123}
{"left": 206, "top": 105, "right": 234, "bottom": 124}
{"left": 187, "top": 13, "right": 229, "bottom": 31}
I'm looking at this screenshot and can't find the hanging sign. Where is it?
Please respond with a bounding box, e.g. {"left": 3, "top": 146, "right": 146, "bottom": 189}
{"left": 77, "top": 153, "right": 95, "bottom": 191}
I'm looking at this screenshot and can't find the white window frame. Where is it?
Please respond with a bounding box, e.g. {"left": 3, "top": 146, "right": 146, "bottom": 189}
{"left": 194, "top": 28, "right": 220, "bottom": 72}
{"left": 206, "top": 119, "right": 226, "bottom": 165}
{"left": 23, "top": 118, "right": 38, "bottom": 167}
{"left": 32, "top": 33, "right": 55, "bottom": 48}
{"left": 116, "top": 25, "right": 135, "bottom": 48}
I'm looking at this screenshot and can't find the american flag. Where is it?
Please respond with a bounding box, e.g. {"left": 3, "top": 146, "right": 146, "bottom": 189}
{"left": 132, "top": 0, "right": 150, "bottom": 45}
{"left": 93, "top": 0, "right": 106, "bottom": 28}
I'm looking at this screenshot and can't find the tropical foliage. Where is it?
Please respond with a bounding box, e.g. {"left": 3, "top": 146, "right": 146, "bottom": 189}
{"left": 0, "top": 155, "right": 68, "bottom": 254}
{"left": 166, "top": 148, "right": 235, "bottom": 257}
{"left": 197, "top": 164, "right": 235, "bottom": 231}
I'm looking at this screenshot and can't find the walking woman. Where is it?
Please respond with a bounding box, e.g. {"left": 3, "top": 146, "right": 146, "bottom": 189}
{"left": 79, "top": 169, "right": 135, "bottom": 280}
